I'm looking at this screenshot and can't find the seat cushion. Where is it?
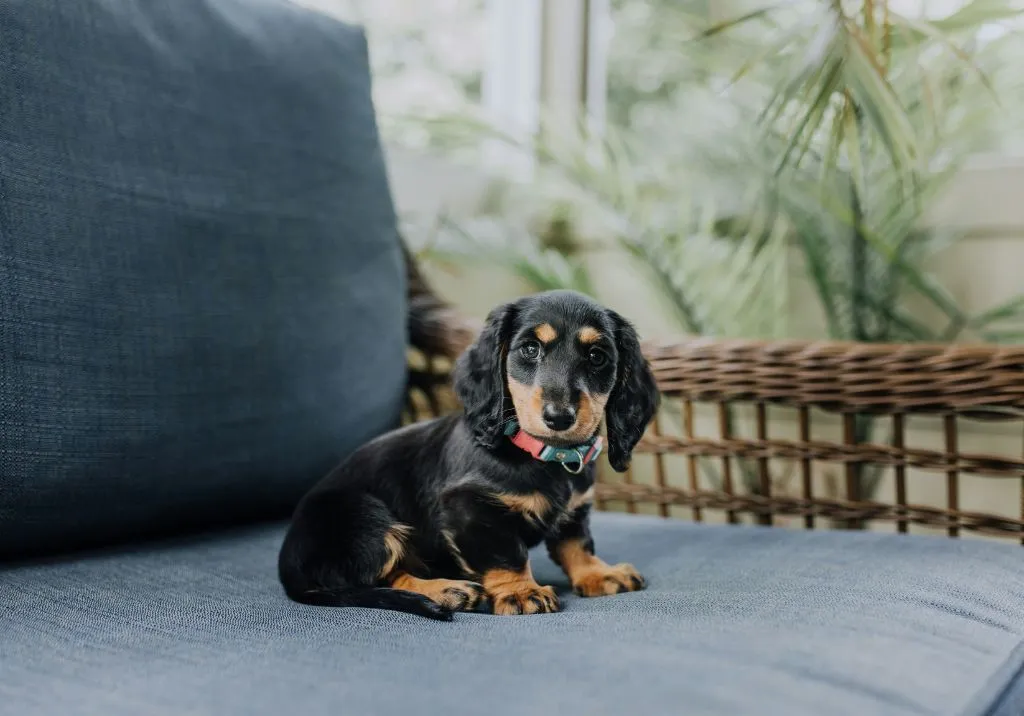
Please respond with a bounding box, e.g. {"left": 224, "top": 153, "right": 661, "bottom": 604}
{"left": 3, "top": 514, "right": 1024, "bottom": 716}
{"left": 0, "top": 0, "right": 406, "bottom": 558}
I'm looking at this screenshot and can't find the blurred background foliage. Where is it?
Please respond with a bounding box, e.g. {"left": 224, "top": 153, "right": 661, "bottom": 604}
{"left": 399, "top": 0, "right": 1024, "bottom": 347}
{"left": 379, "top": 0, "right": 1024, "bottom": 498}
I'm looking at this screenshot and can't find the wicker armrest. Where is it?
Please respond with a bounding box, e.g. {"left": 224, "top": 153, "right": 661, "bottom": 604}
{"left": 642, "top": 338, "right": 1024, "bottom": 417}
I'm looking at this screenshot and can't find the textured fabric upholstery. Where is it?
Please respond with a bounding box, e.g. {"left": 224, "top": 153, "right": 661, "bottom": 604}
{"left": 3, "top": 514, "right": 1024, "bottom": 716}
{"left": 0, "top": 0, "right": 407, "bottom": 558}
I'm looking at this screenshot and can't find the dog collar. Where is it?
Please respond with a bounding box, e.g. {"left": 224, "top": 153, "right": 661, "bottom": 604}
{"left": 503, "top": 421, "right": 603, "bottom": 474}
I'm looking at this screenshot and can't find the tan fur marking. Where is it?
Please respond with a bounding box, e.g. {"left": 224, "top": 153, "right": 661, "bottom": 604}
{"left": 482, "top": 564, "right": 559, "bottom": 616}
{"left": 390, "top": 573, "right": 484, "bottom": 611}
{"left": 378, "top": 524, "right": 413, "bottom": 579}
{"left": 441, "top": 529, "right": 476, "bottom": 578}
{"left": 574, "top": 391, "right": 609, "bottom": 440}
{"left": 578, "top": 327, "right": 602, "bottom": 344}
{"left": 552, "top": 538, "right": 645, "bottom": 598}
{"left": 534, "top": 323, "right": 558, "bottom": 343}
{"left": 507, "top": 376, "right": 546, "bottom": 436}
{"left": 567, "top": 486, "right": 595, "bottom": 513}
{"left": 498, "top": 492, "right": 550, "bottom": 524}
{"left": 508, "top": 376, "right": 606, "bottom": 443}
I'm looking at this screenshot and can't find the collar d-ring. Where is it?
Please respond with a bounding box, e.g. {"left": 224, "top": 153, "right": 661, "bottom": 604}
{"left": 562, "top": 449, "right": 586, "bottom": 474}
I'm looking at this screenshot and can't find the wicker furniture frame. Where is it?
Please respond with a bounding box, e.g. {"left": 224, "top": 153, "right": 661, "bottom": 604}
{"left": 404, "top": 250, "right": 1024, "bottom": 542}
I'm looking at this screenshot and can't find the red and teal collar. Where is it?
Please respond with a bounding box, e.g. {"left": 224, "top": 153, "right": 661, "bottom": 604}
{"left": 503, "top": 420, "right": 603, "bottom": 474}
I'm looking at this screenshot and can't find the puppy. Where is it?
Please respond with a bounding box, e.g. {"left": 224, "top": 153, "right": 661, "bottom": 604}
{"left": 278, "top": 290, "right": 659, "bottom": 620}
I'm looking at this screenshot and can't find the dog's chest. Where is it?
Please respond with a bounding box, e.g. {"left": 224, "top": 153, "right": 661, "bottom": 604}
{"left": 564, "top": 482, "right": 596, "bottom": 514}
{"left": 502, "top": 474, "right": 595, "bottom": 537}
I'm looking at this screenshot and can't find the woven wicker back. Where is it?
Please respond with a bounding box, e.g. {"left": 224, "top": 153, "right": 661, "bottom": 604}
{"left": 598, "top": 340, "right": 1024, "bottom": 541}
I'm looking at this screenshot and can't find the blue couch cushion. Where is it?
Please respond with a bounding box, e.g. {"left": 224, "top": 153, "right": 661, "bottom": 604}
{"left": 0, "top": 0, "right": 406, "bottom": 558}
{"left": 3, "top": 514, "right": 1024, "bottom": 715}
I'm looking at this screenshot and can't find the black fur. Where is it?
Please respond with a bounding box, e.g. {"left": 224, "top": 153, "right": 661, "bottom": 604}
{"left": 278, "top": 290, "right": 659, "bottom": 620}
{"left": 604, "top": 310, "right": 660, "bottom": 472}
{"left": 453, "top": 302, "right": 517, "bottom": 450}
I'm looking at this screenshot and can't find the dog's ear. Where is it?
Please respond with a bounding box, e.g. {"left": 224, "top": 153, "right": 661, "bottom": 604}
{"left": 453, "top": 301, "right": 518, "bottom": 449}
{"left": 604, "top": 311, "right": 659, "bottom": 472}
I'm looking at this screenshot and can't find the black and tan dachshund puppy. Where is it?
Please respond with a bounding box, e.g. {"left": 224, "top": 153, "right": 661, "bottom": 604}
{"left": 278, "top": 290, "right": 659, "bottom": 620}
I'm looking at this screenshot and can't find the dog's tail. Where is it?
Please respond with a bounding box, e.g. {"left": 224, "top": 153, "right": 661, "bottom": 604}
{"left": 284, "top": 584, "right": 453, "bottom": 622}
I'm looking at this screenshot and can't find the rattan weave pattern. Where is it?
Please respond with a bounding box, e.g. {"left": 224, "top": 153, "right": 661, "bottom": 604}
{"left": 591, "top": 483, "right": 1024, "bottom": 538}
{"left": 645, "top": 339, "right": 1024, "bottom": 417}
{"left": 636, "top": 434, "right": 1024, "bottom": 479}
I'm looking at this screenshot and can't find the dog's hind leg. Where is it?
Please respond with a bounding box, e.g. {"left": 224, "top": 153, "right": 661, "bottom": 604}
{"left": 385, "top": 573, "right": 486, "bottom": 613}
{"left": 278, "top": 489, "right": 447, "bottom": 620}
{"left": 375, "top": 515, "right": 486, "bottom": 613}
{"left": 279, "top": 489, "right": 483, "bottom": 619}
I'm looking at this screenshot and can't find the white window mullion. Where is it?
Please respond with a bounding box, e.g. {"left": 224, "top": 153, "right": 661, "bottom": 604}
{"left": 539, "top": 0, "right": 588, "bottom": 132}
{"left": 482, "top": 0, "right": 610, "bottom": 172}
{"left": 584, "top": 0, "right": 611, "bottom": 135}
{"left": 482, "top": 0, "right": 542, "bottom": 176}
{"left": 540, "top": 0, "right": 609, "bottom": 135}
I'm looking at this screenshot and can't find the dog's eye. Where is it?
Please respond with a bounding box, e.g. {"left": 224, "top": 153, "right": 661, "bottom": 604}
{"left": 588, "top": 348, "right": 608, "bottom": 367}
{"left": 519, "top": 342, "right": 541, "bottom": 360}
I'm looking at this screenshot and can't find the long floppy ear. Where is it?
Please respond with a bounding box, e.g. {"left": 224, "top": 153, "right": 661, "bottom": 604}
{"left": 605, "top": 311, "right": 659, "bottom": 472}
{"left": 453, "top": 302, "right": 518, "bottom": 449}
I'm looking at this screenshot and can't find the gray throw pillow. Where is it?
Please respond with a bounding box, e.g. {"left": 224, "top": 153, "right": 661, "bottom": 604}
{"left": 0, "top": 0, "right": 407, "bottom": 558}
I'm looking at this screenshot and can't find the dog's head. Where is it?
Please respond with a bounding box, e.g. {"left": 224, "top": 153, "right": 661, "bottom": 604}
{"left": 453, "top": 290, "right": 659, "bottom": 472}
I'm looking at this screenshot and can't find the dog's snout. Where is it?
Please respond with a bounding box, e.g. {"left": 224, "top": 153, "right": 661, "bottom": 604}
{"left": 542, "top": 404, "right": 576, "bottom": 431}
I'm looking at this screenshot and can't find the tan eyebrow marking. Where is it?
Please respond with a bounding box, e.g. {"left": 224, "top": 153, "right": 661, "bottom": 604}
{"left": 534, "top": 323, "right": 558, "bottom": 343}
{"left": 578, "top": 327, "right": 602, "bottom": 344}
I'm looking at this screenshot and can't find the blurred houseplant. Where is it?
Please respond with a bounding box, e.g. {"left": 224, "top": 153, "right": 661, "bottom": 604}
{"left": 395, "top": 0, "right": 1024, "bottom": 501}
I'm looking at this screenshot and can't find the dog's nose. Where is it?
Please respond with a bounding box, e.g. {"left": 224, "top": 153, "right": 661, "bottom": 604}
{"left": 542, "top": 404, "right": 576, "bottom": 431}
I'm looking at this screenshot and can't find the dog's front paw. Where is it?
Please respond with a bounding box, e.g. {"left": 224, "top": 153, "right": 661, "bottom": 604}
{"left": 483, "top": 569, "right": 559, "bottom": 615}
{"left": 490, "top": 582, "right": 559, "bottom": 616}
{"left": 572, "top": 562, "right": 645, "bottom": 598}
